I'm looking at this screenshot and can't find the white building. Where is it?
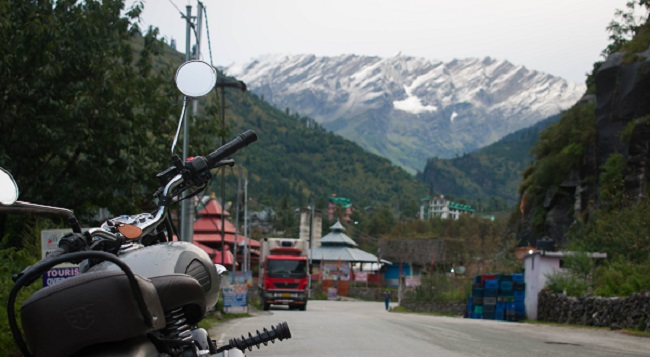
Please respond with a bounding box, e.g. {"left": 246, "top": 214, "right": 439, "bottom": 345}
{"left": 524, "top": 250, "right": 607, "bottom": 320}
{"left": 419, "top": 195, "right": 475, "bottom": 220}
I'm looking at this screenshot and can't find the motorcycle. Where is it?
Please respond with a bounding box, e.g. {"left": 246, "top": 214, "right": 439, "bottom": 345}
{"left": 0, "top": 60, "right": 291, "bottom": 357}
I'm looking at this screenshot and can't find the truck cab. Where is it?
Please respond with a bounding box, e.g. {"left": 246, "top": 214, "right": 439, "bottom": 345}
{"left": 259, "top": 238, "right": 309, "bottom": 311}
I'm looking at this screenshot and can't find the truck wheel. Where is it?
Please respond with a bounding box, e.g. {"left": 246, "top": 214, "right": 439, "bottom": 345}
{"left": 263, "top": 303, "right": 270, "bottom": 311}
{"left": 299, "top": 303, "right": 307, "bottom": 311}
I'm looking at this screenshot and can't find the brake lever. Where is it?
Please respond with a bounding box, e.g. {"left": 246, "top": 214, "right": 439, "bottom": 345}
{"left": 213, "top": 159, "right": 235, "bottom": 168}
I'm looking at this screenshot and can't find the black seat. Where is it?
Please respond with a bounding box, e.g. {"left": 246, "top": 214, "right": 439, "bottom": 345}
{"left": 149, "top": 274, "right": 207, "bottom": 324}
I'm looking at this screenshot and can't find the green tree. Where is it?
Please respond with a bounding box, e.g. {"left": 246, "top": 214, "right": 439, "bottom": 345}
{"left": 0, "top": 0, "right": 215, "bottom": 245}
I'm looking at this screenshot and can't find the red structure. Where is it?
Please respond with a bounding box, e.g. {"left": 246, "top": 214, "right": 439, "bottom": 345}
{"left": 192, "top": 198, "right": 260, "bottom": 269}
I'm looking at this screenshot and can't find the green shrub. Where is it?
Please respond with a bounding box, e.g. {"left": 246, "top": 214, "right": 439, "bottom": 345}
{"left": 0, "top": 246, "right": 41, "bottom": 356}
{"left": 594, "top": 259, "right": 650, "bottom": 297}
{"left": 1, "top": 218, "right": 61, "bottom": 356}
{"left": 545, "top": 271, "right": 589, "bottom": 296}
{"left": 414, "top": 274, "right": 471, "bottom": 302}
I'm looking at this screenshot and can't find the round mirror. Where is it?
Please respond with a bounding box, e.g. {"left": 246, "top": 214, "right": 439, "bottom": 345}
{"left": 0, "top": 167, "right": 19, "bottom": 205}
{"left": 175, "top": 60, "right": 217, "bottom": 98}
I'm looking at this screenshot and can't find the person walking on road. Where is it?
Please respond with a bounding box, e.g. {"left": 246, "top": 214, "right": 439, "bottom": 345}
{"left": 383, "top": 291, "right": 390, "bottom": 311}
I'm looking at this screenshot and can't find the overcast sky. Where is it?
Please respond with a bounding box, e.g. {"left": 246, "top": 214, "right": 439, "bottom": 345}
{"left": 126, "top": 0, "right": 638, "bottom": 83}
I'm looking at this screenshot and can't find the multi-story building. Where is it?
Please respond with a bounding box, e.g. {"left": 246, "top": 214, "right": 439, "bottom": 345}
{"left": 419, "top": 195, "right": 475, "bottom": 220}
{"left": 328, "top": 195, "right": 354, "bottom": 221}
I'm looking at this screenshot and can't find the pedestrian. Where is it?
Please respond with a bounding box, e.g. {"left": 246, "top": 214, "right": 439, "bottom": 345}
{"left": 383, "top": 291, "right": 390, "bottom": 311}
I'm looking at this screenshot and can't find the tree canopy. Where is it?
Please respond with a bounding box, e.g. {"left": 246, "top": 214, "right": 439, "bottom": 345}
{"left": 0, "top": 0, "right": 224, "bottom": 249}
{"left": 0, "top": 0, "right": 216, "bottom": 219}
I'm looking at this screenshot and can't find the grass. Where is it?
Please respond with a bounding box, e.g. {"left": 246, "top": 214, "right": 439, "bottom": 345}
{"left": 197, "top": 311, "right": 252, "bottom": 331}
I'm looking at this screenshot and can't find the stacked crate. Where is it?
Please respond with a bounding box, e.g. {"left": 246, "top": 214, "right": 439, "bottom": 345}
{"left": 482, "top": 279, "right": 498, "bottom": 320}
{"left": 469, "top": 275, "right": 483, "bottom": 319}
{"left": 465, "top": 273, "right": 526, "bottom": 322}
{"left": 496, "top": 275, "right": 512, "bottom": 321}
{"left": 512, "top": 273, "right": 526, "bottom": 321}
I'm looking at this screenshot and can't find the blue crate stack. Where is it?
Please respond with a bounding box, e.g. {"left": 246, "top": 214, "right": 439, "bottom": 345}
{"left": 470, "top": 276, "right": 483, "bottom": 319}
{"left": 465, "top": 273, "right": 525, "bottom": 322}
{"left": 512, "top": 273, "right": 526, "bottom": 321}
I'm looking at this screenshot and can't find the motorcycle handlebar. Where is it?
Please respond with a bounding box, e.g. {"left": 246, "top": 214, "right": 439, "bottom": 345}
{"left": 205, "top": 130, "right": 257, "bottom": 169}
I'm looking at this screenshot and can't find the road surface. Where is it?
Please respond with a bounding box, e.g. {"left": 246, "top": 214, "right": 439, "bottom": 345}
{"left": 209, "top": 300, "right": 650, "bottom": 356}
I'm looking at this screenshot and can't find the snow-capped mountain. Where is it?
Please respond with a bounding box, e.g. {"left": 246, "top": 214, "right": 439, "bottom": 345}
{"left": 225, "top": 53, "right": 585, "bottom": 174}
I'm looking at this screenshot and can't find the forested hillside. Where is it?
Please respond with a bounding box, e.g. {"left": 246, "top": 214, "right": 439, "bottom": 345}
{"left": 417, "top": 115, "right": 560, "bottom": 209}
{"left": 203, "top": 84, "right": 429, "bottom": 218}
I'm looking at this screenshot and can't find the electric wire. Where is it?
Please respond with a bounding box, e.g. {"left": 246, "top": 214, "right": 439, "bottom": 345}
{"left": 167, "top": 0, "right": 199, "bottom": 55}
{"left": 202, "top": 3, "right": 214, "bottom": 66}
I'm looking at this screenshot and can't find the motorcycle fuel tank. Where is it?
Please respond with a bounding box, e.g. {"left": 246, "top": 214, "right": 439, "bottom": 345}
{"left": 86, "top": 241, "right": 221, "bottom": 308}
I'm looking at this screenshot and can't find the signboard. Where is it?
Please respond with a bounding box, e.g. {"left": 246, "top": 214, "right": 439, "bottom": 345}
{"left": 354, "top": 272, "right": 368, "bottom": 282}
{"left": 222, "top": 285, "right": 248, "bottom": 314}
{"left": 322, "top": 261, "right": 350, "bottom": 281}
{"left": 41, "top": 229, "right": 82, "bottom": 287}
{"left": 43, "top": 267, "right": 80, "bottom": 287}
{"left": 405, "top": 278, "right": 421, "bottom": 287}
{"left": 230, "top": 271, "right": 253, "bottom": 286}
{"left": 327, "top": 287, "right": 337, "bottom": 300}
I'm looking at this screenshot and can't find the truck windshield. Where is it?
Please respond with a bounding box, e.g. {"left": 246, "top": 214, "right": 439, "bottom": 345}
{"left": 268, "top": 260, "right": 307, "bottom": 278}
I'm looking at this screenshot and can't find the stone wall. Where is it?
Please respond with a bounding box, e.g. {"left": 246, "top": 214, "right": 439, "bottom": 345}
{"left": 538, "top": 290, "right": 650, "bottom": 331}
{"left": 347, "top": 286, "right": 392, "bottom": 301}
{"left": 398, "top": 299, "right": 466, "bottom": 316}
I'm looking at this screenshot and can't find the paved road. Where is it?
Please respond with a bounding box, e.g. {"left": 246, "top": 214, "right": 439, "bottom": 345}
{"left": 209, "top": 300, "right": 650, "bottom": 356}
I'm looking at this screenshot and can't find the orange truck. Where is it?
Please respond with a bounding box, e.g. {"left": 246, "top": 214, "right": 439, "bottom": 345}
{"left": 258, "top": 237, "right": 309, "bottom": 311}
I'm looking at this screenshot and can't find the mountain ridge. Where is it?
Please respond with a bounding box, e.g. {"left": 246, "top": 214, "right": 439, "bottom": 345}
{"left": 225, "top": 53, "right": 585, "bottom": 173}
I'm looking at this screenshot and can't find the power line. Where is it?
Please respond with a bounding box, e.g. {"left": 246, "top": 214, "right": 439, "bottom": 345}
{"left": 202, "top": 3, "right": 214, "bottom": 66}
{"left": 167, "top": 0, "right": 199, "bottom": 51}
{"left": 166, "top": 0, "right": 184, "bottom": 18}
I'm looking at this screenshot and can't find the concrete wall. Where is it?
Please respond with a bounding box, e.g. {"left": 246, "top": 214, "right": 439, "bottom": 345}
{"left": 538, "top": 290, "right": 650, "bottom": 331}
{"left": 524, "top": 253, "right": 563, "bottom": 320}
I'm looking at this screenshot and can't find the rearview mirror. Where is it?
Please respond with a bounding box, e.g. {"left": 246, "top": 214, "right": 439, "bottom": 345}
{"left": 175, "top": 60, "right": 217, "bottom": 98}
{"left": 0, "top": 167, "right": 19, "bottom": 205}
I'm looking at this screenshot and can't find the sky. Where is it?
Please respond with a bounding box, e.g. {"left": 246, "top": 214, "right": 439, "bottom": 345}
{"left": 125, "top": 0, "right": 640, "bottom": 83}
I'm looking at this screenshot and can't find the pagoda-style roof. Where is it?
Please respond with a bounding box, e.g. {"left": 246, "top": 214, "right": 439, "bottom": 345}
{"left": 193, "top": 233, "right": 260, "bottom": 249}
{"left": 194, "top": 217, "right": 237, "bottom": 234}
{"left": 309, "top": 220, "right": 384, "bottom": 263}
{"left": 194, "top": 242, "right": 236, "bottom": 266}
{"left": 197, "top": 199, "right": 230, "bottom": 217}
{"left": 320, "top": 220, "right": 358, "bottom": 247}
{"left": 193, "top": 198, "right": 259, "bottom": 251}
{"left": 310, "top": 245, "right": 380, "bottom": 263}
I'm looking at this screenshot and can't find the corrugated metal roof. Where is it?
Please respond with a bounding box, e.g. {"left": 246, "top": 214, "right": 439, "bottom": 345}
{"left": 320, "top": 231, "right": 358, "bottom": 247}
{"left": 309, "top": 246, "right": 380, "bottom": 263}
{"left": 320, "top": 220, "right": 358, "bottom": 247}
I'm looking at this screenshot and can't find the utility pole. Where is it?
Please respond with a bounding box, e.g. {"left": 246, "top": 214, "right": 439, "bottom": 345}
{"left": 180, "top": 2, "right": 204, "bottom": 243}
{"left": 215, "top": 77, "right": 246, "bottom": 263}
{"left": 243, "top": 175, "right": 249, "bottom": 272}
{"left": 308, "top": 200, "right": 314, "bottom": 295}
{"left": 180, "top": 3, "right": 193, "bottom": 242}
{"left": 233, "top": 167, "right": 242, "bottom": 279}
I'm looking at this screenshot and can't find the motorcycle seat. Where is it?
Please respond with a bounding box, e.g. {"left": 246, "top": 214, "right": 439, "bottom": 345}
{"left": 20, "top": 270, "right": 165, "bottom": 357}
{"left": 149, "top": 274, "right": 207, "bottom": 324}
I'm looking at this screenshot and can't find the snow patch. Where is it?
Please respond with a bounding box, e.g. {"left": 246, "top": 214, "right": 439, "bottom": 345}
{"left": 450, "top": 111, "right": 458, "bottom": 122}
{"left": 393, "top": 85, "right": 438, "bottom": 114}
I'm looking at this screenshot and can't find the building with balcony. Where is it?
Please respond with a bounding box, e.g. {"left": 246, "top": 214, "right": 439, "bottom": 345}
{"left": 419, "top": 195, "right": 475, "bottom": 220}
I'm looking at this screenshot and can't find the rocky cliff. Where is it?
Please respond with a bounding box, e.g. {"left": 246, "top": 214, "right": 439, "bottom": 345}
{"left": 518, "top": 46, "right": 650, "bottom": 249}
